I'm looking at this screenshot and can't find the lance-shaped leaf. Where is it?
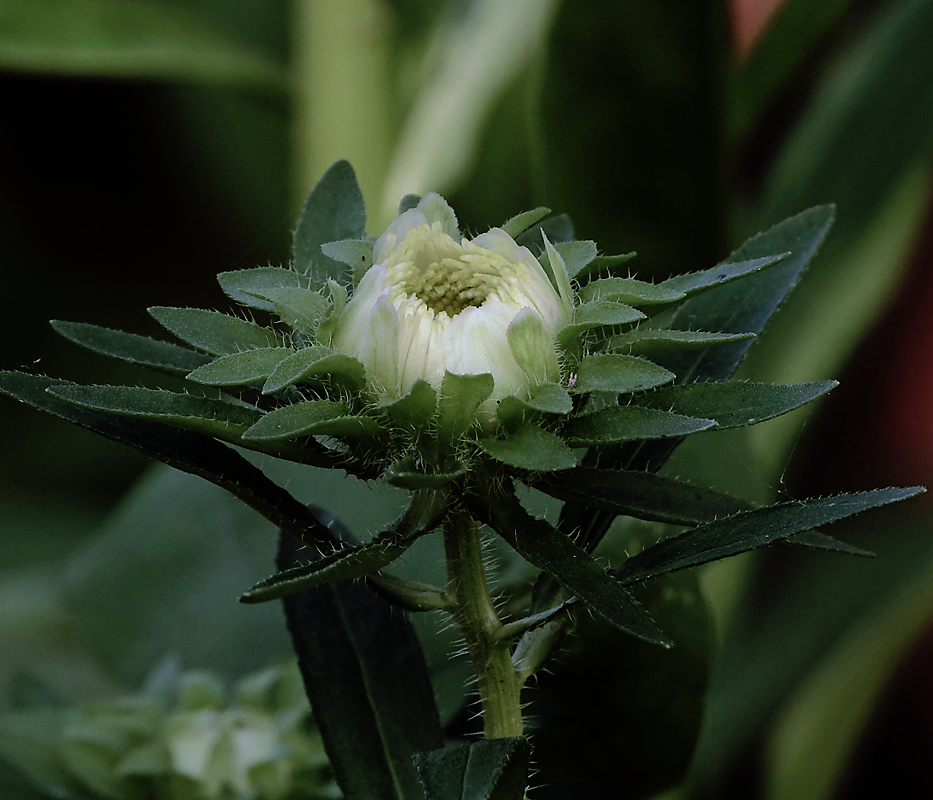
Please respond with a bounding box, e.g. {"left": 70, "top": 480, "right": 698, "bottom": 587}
{"left": 244, "top": 400, "right": 383, "bottom": 441}
{"left": 478, "top": 424, "right": 579, "bottom": 472}
{"left": 149, "top": 307, "right": 282, "bottom": 355}
{"left": 263, "top": 347, "right": 365, "bottom": 394}
{"left": 659, "top": 253, "right": 788, "bottom": 298}
{"left": 515, "top": 213, "right": 574, "bottom": 255}
{"left": 186, "top": 347, "right": 293, "bottom": 386}
{"left": 563, "top": 405, "right": 716, "bottom": 447}
{"left": 48, "top": 384, "right": 260, "bottom": 440}
{"left": 577, "top": 277, "right": 685, "bottom": 306}
{"left": 655, "top": 206, "right": 835, "bottom": 383}
{"left": 247, "top": 286, "right": 328, "bottom": 337}
{"left": 294, "top": 160, "right": 366, "bottom": 287}
{"left": 383, "top": 457, "right": 467, "bottom": 490}
{"left": 468, "top": 484, "right": 671, "bottom": 647}
{"left": 321, "top": 239, "right": 375, "bottom": 286}
{"left": 244, "top": 491, "right": 442, "bottom": 603}
{"left": 378, "top": 380, "right": 437, "bottom": 431}
{"left": 50, "top": 320, "right": 211, "bottom": 374}
{"left": 0, "top": 371, "right": 346, "bottom": 539}
{"left": 496, "top": 383, "right": 573, "bottom": 427}
{"left": 557, "top": 301, "right": 645, "bottom": 350}
{"left": 216, "top": 267, "right": 309, "bottom": 312}
{"left": 277, "top": 533, "right": 443, "bottom": 800}
{"left": 611, "top": 488, "right": 924, "bottom": 587}
{"left": 507, "top": 308, "right": 561, "bottom": 388}
{"left": 633, "top": 380, "right": 836, "bottom": 429}
{"left": 415, "top": 738, "right": 532, "bottom": 800}
{"left": 573, "top": 354, "right": 676, "bottom": 395}
{"left": 609, "top": 329, "right": 755, "bottom": 356}
{"left": 501, "top": 207, "right": 551, "bottom": 239}
{"left": 532, "top": 468, "right": 752, "bottom": 526}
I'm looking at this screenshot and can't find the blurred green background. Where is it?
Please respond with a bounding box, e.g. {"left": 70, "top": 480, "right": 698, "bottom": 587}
{"left": 2, "top": 0, "right": 933, "bottom": 798}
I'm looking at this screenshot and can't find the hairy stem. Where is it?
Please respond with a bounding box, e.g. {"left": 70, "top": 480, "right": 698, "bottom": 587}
{"left": 443, "top": 511, "right": 523, "bottom": 739}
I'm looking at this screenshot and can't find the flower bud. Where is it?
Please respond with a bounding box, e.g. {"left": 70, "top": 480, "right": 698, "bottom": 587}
{"left": 330, "top": 194, "right": 572, "bottom": 425}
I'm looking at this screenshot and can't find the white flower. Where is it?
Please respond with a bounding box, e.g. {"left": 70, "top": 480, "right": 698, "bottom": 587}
{"left": 330, "top": 194, "right": 573, "bottom": 425}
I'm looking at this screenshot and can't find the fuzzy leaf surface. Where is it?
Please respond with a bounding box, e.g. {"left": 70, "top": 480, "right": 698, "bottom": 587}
{"left": 186, "top": 347, "right": 293, "bottom": 386}
{"left": 468, "top": 486, "right": 671, "bottom": 647}
{"left": 564, "top": 406, "right": 716, "bottom": 447}
{"left": 558, "top": 301, "right": 645, "bottom": 350}
{"left": 149, "top": 307, "right": 281, "bottom": 355}
{"left": 50, "top": 320, "right": 211, "bottom": 374}
{"left": 609, "top": 329, "right": 755, "bottom": 356}
{"left": 48, "top": 384, "right": 260, "bottom": 440}
{"left": 612, "top": 488, "right": 924, "bottom": 586}
{"left": 242, "top": 400, "right": 353, "bottom": 441}
{"left": 293, "top": 160, "right": 367, "bottom": 287}
{"left": 278, "top": 534, "right": 442, "bottom": 800}
{"left": 478, "top": 424, "right": 579, "bottom": 472}
{"left": 573, "top": 354, "right": 676, "bottom": 395}
{"left": 415, "top": 738, "right": 531, "bottom": 800}
{"left": 633, "top": 380, "right": 836, "bottom": 429}
{"left": 321, "top": 239, "right": 376, "bottom": 285}
{"left": 263, "top": 348, "right": 365, "bottom": 393}
{"left": 216, "top": 267, "right": 309, "bottom": 312}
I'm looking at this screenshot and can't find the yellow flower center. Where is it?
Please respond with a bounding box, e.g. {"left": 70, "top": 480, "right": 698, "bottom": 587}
{"left": 385, "top": 222, "right": 522, "bottom": 317}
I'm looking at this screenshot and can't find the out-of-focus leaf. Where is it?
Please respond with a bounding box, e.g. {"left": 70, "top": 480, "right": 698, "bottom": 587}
{"left": 0, "top": 0, "right": 287, "bottom": 90}
{"left": 414, "top": 738, "right": 531, "bottom": 800}
{"left": 278, "top": 533, "right": 443, "bottom": 800}
{"left": 501, "top": 208, "right": 551, "bottom": 239}
{"left": 149, "top": 307, "right": 282, "bottom": 356}
{"left": 50, "top": 320, "right": 211, "bottom": 374}
{"left": 293, "top": 160, "right": 367, "bottom": 287}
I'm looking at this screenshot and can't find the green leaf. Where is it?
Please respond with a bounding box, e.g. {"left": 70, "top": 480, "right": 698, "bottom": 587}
{"left": 541, "top": 233, "right": 574, "bottom": 309}
{"left": 263, "top": 347, "right": 366, "bottom": 394}
{"left": 501, "top": 207, "right": 551, "bottom": 239}
{"left": 0, "top": 0, "right": 287, "bottom": 90}
{"left": 437, "top": 372, "right": 494, "bottom": 451}
{"left": 515, "top": 213, "right": 574, "bottom": 256}
{"left": 468, "top": 484, "right": 671, "bottom": 647}
{"left": 278, "top": 533, "right": 443, "bottom": 800}
{"left": 383, "top": 458, "right": 467, "bottom": 490}
{"left": 573, "top": 354, "right": 676, "bottom": 394}
{"left": 572, "top": 251, "right": 638, "bottom": 283}
{"left": 507, "top": 308, "right": 560, "bottom": 387}
{"left": 241, "top": 539, "right": 412, "bottom": 604}
{"left": 660, "top": 253, "right": 788, "bottom": 298}
{"left": 186, "top": 347, "right": 293, "bottom": 386}
{"left": 0, "top": 371, "right": 346, "bottom": 536}
{"left": 612, "top": 488, "right": 924, "bottom": 586}
{"left": 563, "top": 405, "right": 716, "bottom": 447}
{"left": 555, "top": 240, "right": 598, "bottom": 279}
{"left": 557, "top": 301, "right": 645, "bottom": 350}
{"left": 578, "top": 277, "right": 684, "bottom": 306}
{"left": 294, "top": 160, "right": 366, "bottom": 287}
{"left": 398, "top": 194, "right": 421, "bottom": 214}
{"left": 321, "top": 239, "right": 376, "bottom": 286}
{"left": 248, "top": 286, "right": 329, "bottom": 336}
{"left": 50, "top": 319, "right": 211, "bottom": 374}
{"left": 378, "top": 380, "right": 437, "bottom": 430}
{"left": 478, "top": 424, "right": 579, "bottom": 472}
{"left": 48, "top": 384, "right": 260, "bottom": 440}
{"left": 609, "top": 329, "right": 756, "bottom": 356}
{"left": 496, "top": 383, "right": 573, "bottom": 426}
{"left": 633, "top": 380, "right": 837, "bottom": 429}
{"left": 533, "top": 468, "right": 752, "bottom": 526}
{"left": 241, "top": 400, "right": 351, "bottom": 441}
{"left": 148, "top": 307, "right": 282, "bottom": 355}
{"left": 415, "top": 738, "right": 532, "bottom": 800}
{"left": 216, "top": 267, "right": 310, "bottom": 312}
{"left": 655, "top": 206, "right": 835, "bottom": 384}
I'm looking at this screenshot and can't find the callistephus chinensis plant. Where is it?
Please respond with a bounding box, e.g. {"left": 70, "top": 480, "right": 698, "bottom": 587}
{"left": 0, "top": 160, "right": 922, "bottom": 800}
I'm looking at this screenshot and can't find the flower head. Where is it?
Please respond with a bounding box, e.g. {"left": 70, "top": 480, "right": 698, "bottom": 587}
{"left": 330, "top": 194, "right": 573, "bottom": 425}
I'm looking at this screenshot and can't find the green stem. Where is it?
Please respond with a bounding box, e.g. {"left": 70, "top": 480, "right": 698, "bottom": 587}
{"left": 443, "top": 511, "right": 523, "bottom": 739}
